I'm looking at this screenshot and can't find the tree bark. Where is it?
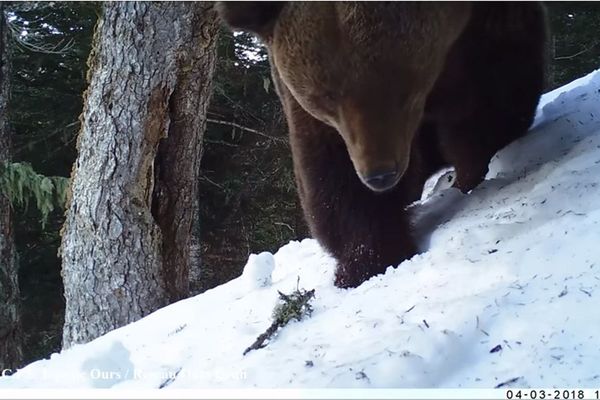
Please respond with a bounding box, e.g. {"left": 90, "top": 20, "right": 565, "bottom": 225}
{"left": 0, "top": 4, "right": 24, "bottom": 369}
{"left": 61, "top": 2, "right": 218, "bottom": 348}
{"left": 152, "top": 2, "right": 219, "bottom": 300}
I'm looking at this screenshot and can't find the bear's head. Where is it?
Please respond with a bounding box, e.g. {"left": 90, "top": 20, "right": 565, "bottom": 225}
{"left": 218, "top": 2, "right": 471, "bottom": 192}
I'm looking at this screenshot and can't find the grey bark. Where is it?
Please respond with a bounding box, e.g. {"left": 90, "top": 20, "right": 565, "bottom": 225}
{"left": 0, "top": 4, "right": 24, "bottom": 369}
{"left": 61, "top": 2, "right": 218, "bottom": 348}
{"left": 152, "top": 2, "right": 219, "bottom": 299}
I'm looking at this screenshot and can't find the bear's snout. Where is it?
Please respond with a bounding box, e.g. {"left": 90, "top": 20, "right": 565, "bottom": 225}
{"left": 360, "top": 164, "right": 402, "bottom": 193}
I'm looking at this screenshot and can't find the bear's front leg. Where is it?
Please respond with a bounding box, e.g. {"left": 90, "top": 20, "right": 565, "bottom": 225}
{"left": 439, "top": 119, "right": 531, "bottom": 194}
{"left": 294, "top": 137, "right": 421, "bottom": 289}
{"left": 325, "top": 198, "right": 419, "bottom": 289}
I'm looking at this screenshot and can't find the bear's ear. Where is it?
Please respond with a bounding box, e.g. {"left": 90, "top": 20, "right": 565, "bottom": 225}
{"left": 216, "top": 2, "right": 286, "bottom": 38}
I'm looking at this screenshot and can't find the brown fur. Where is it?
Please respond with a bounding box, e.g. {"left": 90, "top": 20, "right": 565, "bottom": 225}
{"left": 218, "top": 2, "right": 547, "bottom": 288}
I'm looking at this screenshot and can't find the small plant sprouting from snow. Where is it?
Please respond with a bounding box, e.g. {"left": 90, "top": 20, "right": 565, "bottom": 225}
{"left": 243, "top": 280, "right": 315, "bottom": 356}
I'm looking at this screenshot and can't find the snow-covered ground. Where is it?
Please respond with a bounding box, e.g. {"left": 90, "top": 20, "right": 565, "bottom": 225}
{"left": 2, "top": 69, "right": 600, "bottom": 391}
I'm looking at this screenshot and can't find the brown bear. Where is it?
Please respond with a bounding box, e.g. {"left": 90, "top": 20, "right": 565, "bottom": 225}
{"left": 217, "top": 2, "right": 547, "bottom": 288}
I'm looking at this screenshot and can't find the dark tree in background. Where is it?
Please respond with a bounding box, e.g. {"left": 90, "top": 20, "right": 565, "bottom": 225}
{"left": 0, "top": 2, "right": 23, "bottom": 370}
{"left": 2, "top": 1, "right": 600, "bottom": 365}
{"left": 8, "top": 2, "right": 99, "bottom": 362}
{"left": 197, "top": 30, "right": 308, "bottom": 292}
{"left": 546, "top": 2, "right": 600, "bottom": 89}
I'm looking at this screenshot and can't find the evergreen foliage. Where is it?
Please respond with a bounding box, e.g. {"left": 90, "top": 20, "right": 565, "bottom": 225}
{"left": 243, "top": 285, "right": 315, "bottom": 356}
{"left": 0, "top": 161, "right": 68, "bottom": 226}
{"left": 272, "top": 287, "right": 316, "bottom": 326}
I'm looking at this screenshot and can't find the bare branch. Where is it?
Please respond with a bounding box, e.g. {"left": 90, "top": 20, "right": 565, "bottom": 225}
{"left": 14, "top": 120, "right": 79, "bottom": 156}
{"left": 199, "top": 175, "right": 225, "bottom": 190}
{"left": 204, "top": 139, "right": 239, "bottom": 148}
{"left": 274, "top": 221, "right": 294, "bottom": 232}
{"left": 555, "top": 41, "right": 599, "bottom": 61}
{"left": 206, "top": 118, "right": 287, "bottom": 143}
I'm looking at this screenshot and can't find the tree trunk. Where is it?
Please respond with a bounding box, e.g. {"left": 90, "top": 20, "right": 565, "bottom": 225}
{"left": 61, "top": 2, "right": 218, "bottom": 348}
{"left": 0, "top": 4, "right": 24, "bottom": 369}
{"left": 152, "top": 2, "right": 218, "bottom": 300}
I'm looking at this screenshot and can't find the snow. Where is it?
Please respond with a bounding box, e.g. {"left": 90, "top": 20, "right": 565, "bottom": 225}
{"left": 242, "top": 252, "right": 276, "bottom": 290}
{"left": 2, "top": 69, "right": 600, "bottom": 391}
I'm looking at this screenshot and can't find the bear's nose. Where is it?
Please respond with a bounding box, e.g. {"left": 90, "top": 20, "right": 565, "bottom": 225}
{"left": 362, "top": 167, "right": 401, "bottom": 192}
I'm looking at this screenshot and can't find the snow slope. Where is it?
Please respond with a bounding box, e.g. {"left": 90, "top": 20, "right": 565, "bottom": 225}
{"left": 2, "top": 69, "right": 600, "bottom": 390}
